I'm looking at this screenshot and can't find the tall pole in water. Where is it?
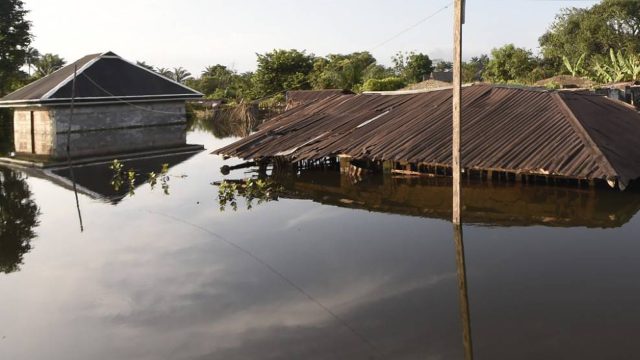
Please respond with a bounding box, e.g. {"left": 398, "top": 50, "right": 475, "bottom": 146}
{"left": 452, "top": 0, "right": 464, "bottom": 225}
{"left": 452, "top": 1, "right": 473, "bottom": 359}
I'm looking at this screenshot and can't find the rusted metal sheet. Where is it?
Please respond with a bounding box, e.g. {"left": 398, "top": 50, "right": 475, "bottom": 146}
{"left": 216, "top": 84, "right": 640, "bottom": 187}
{"left": 285, "top": 89, "right": 353, "bottom": 110}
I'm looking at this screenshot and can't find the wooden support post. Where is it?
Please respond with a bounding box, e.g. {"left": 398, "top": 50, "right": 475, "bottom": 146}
{"left": 452, "top": 0, "right": 464, "bottom": 225}
{"left": 382, "top": 160, "right": 393, "bottom": 174}
{"left": 451, "top": 4, "right": 472, "bottom": 357}
{"left": 339, "top": 155, "right": 351, "bottom": 174}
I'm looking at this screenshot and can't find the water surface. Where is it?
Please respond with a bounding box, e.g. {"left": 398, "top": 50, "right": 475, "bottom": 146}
{"left": 1, "top": 114, "right": 640, "bottom": 360}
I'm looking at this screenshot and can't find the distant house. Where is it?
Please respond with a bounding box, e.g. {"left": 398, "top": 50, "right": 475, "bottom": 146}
{"left": 430, "top": 71, "right": 453, "bottom": 83}
{"left": 595, "top": 81, "right": 640, "bottom": 109}
{"left": 0, "top": 51, "right": 203, "bottom": 160}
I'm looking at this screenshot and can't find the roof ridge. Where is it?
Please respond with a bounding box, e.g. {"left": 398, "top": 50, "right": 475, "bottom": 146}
{"left": 119, "top": 55, "right": 204, "bottom": 96}
{"left": 41, "top": 53, "right": 103, "bottom": 100}
{"left": 551, "top": 92, "right": 619, "bottom": 180}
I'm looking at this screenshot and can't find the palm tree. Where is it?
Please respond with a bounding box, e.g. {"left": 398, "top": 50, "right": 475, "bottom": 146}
{"left": 155, "top": 67, "right": 174, "bottom": 79}
{"left": 172, "top": 67, "right": 192, "bottom": 84}
{"left": 136, "top": 61, "right": 155, "bottom": 71}
{"left": 25, "top": 47, "right": 40, "bottom": 76}
{"left": 33, "top": 54, "right": 66, "bottom": 78}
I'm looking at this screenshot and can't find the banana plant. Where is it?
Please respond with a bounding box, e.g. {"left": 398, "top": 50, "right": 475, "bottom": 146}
{"left": 591, "top": 49, "right": 637, "bottom": 83}
{"left": 562, "top": 54, "right": 586, "bottom": 77}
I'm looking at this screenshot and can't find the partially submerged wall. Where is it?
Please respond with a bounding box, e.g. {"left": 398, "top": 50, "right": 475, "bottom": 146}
{"left": 13, "top": 108, "right": 54, "bottom": 155}
{"left": 51, "top": 101, "right": 187, "bottom": 159}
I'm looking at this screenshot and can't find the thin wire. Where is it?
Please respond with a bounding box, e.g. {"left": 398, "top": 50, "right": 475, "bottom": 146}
{"left": 370, "top": 2, "right": 453, "bottom": 51}
{"left": 78, "top": 3, "right": 454, "bottom": 110}
{"left": 80, "top": 72, "right": 188, "bottom": 115}
{"left": 250, "top": 2, "right": 453, "bottom": 102}
{"left": 66, "top": 64, "right": 84, "bottom": 232}
{"left": 147, "top": 209, "right": 383, "bottom": 359}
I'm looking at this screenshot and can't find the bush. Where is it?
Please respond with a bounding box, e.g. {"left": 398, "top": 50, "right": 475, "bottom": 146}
{"left": 361, "top": 77, "right": 406, "bottom": 91}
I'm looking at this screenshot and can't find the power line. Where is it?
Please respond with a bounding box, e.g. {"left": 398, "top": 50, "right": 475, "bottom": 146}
{"left": 80, "top": 72, "right": 189, "bottom": 115}
{"left": 370, "top": 2, "right": 453, "bottom": 51}
{"left": 147, "top": 209, "right": 383, "bottom": 359}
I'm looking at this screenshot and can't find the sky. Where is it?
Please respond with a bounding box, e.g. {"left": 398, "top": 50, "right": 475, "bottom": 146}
{"left": 24, "top": 0, "right": 600, "bottom": 75}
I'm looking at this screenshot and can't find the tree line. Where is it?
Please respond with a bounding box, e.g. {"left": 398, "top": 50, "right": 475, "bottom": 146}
{"left": 2, "top": 0, "right": 639, "bottom": 108}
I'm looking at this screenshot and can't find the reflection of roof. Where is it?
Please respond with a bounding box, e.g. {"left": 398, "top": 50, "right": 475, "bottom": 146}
{"left": 0, "top": 51, "right": 202, "bottom": 107}
{"left": 216, "top": 84, "right": 640, "bottom": 188}
{"left": 22, "top": 149, "right": 201, "bottom": 204}
{"left": 274, "top": 170, "right": 640, "bottom": 228}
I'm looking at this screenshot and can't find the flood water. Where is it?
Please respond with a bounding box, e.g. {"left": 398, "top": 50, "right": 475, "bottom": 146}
{"left": 1, "top": 111, "right": 640, "bottom": 360}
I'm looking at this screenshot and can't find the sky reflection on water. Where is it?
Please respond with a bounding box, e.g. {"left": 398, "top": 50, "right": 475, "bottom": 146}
{"left": 1, "top": 114, "right": 640, "bottom": 360}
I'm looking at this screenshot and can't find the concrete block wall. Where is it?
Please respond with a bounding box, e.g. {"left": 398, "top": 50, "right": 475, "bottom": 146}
{"left": 13, "top": 110, "right": 31, "bottom": 153}
{"left": 54, "top": 124, "right": 186, "bottom": 158}
{"left": 13, "top": 109, "right": 54, "bottom": 155}
{"left": 50, "top": 101, "right": 188, "bottom": 159}
{"left": 34, "top": 110, "right": 54, "bottom": 155}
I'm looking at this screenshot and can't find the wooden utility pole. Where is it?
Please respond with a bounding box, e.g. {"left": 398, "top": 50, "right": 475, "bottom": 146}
{"left": 452, "top": 2, "right": 472, "bottom": 360}
{"left": 452, "top": 0, "right": 464, "bottom": 225}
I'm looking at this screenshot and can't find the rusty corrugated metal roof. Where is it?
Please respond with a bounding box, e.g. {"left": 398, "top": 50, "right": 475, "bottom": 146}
{"left": 285, "top": 89, "right": 353, "bottom": 110}
{"left": 215, "top": 84, "right": 640, "bottom": 188}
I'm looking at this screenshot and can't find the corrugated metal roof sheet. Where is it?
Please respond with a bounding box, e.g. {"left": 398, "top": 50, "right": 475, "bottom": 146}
{"left": 215, "top": 84, "right": 640, "bottom": 187}
{"left": 0, "top": 52, "right": 202, "bottom": 106}
{"left": 285, "top": 89, "right": 354, "bottom": 110}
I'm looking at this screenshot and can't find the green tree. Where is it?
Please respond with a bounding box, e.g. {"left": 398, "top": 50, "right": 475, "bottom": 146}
{"left": 361, "top": 63, "right": 394, "bottom": 82}
{"left": 33, "top": 53, "right": 66, "bottom": 78}
{"left": 392, "top": 51, "right": 433, "bottom": 83}
{"left": 539, "top": 0, "right": 640, "bottom": 72}
{"left": 434, "top": 60, "right": 453, "bottom": 72}
{"left": 562, "top": 54, "right": 586, "bottom": 77}
{"left": 156, "top": 67, "right": 174, "bottom": 78}
{"left": 172, "top": 67, "right": 192, "bottom": 84}
{"left": 309, "top": 52, "right": 377, "bottom": 91}
{"left": 136, "top": 61, "right": 155, "bottom": 71}
{"left": 592, "top": 49, "right": 640, "bottom": 82}
{"left": 252, "top": 49, "right": 315, "bottom": 98}
{"left": 462, "top": 54, "right": 489, "bottom": 82}
{"left": 198, "top": 64, "right": 235, "bottom": 95}
{"left": 25, "top": 47, "right": 40, "bottom": 76}
{"left": 192, "top": 65, "right": 255, "bottom": 101}
{"left": 484, "top": 44, "right": 538, "bottom": 83}
{"left": 0, "top": 0, "right": 32, "bottom": 96}
{"left": 361, "top": 77, "right": 406, "bottom": 91}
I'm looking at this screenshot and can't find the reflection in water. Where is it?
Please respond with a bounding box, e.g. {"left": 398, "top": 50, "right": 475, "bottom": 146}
{"left": 0, "top": 167, "right": 40, "bottom": 274}
{"left": 216, "top": 178, "right": 282, "bottom": 211}
{"left": 42, "top": 151, "right": 200, "bottom": 204}
{"left": 270, "top": 170, "right": 640, "bottom": 228}
{"left": 454, "top": 224, "right": 473, "bottom": 360}
{"left": 3, "top": 125, "right": 640, "bottom": 358}
{"left": 187, "top": 104, "right": 267, "bottom": 139}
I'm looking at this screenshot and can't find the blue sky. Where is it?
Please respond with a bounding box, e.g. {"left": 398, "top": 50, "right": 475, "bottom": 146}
{"left": 25, "top": 0, "right": 599, "bottom": 75}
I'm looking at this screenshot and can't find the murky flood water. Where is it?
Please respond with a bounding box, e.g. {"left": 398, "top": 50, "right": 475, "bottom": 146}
{"left": 1, "top": 113, "right": 640, "bottom": 360}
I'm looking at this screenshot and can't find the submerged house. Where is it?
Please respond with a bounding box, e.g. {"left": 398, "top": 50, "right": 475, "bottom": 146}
{"left": 215, "top": 84, "right": 640, "bottom": 190}
{"left": 0, "top": 51, "right": 203, "bottom": 160}
{"left": 595, "top": 81, "right": 640, "bottom": 109}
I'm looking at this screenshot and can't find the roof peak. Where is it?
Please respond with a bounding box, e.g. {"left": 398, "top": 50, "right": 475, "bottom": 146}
{"left": 0, "top": 51, "right": 202, "bottom": 106}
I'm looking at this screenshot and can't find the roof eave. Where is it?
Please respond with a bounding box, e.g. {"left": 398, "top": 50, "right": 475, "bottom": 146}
{"left": 0, "top": 94, "right": 203, "bottom": 108}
